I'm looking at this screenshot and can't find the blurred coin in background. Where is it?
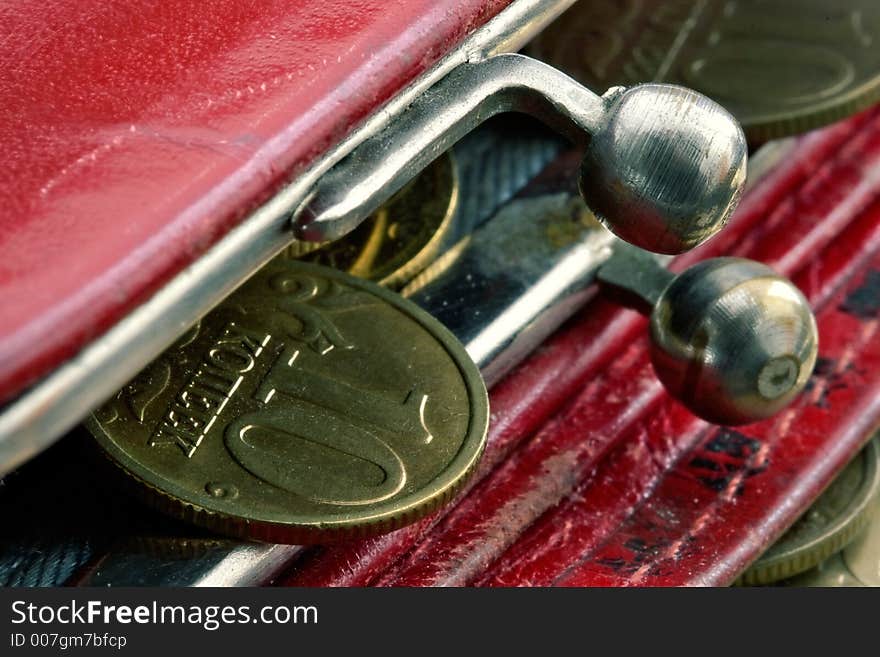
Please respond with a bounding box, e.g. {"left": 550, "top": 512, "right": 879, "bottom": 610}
{"left": 529, "top": 0, "right": 880, "bottom": 142}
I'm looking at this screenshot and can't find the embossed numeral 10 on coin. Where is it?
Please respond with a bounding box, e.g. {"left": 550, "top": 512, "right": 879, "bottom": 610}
{"left": 88, "top": 260, "right": 488, "bottom": 544}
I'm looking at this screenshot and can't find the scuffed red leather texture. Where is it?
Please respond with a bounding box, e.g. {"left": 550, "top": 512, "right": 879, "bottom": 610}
{"left": 278, "top": 107, "right": 880, "bottom": 586}
{"left": 0, "top": 0, "right": 512, "bottom": 403}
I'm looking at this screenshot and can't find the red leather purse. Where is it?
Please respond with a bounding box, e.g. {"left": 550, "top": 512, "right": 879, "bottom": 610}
{"left": 3, "top": 0, "right": 879, "bottom": 586}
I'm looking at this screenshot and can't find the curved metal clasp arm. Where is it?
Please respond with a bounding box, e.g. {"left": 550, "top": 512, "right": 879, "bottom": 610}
{"left": 292, "top": 53, "right": 615, "bottom": 242}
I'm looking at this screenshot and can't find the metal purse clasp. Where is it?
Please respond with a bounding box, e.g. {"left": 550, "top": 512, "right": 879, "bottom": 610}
{"left": 293, "top": 53, "right": 817, "bottom": 426}
{"left": 293, "top": 53, "right": 745, "bottom": 255}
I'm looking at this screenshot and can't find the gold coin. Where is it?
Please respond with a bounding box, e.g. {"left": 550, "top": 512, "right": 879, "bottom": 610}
{"left": 529, "top": 0, "right": 880, "bottom": 142}
{"left": 778, "top": 480, "right": 880, "bottom": 586}
{"left": 842, "top": 463, "right": 880, "bottom": 586}
{"left": 737, "top": 437, "right": 880, "bottom": 585}
{"left": 301, "top": 152, "right": 458, "bottom": 288}
{"left": 781, "top": 552, "right": 864, "bottom": 587}
{"left": 278, "top": 240, "right": 329, "bottom": 259}
{"left": 87, "top": 260, "right": 488, "bottom": 544}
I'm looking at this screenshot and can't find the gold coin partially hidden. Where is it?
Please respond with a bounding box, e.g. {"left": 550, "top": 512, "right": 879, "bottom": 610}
{"left": 737, "top": 437, "right": 880, "bottom": 585}
{"left": 529, "top": 0, "right": 880, "bottom": 141}
{"left": 300, "top": 152, "right": 458, "bottom": 288}
{"left": 87, "top": 260, "right": 488, "bottom": 544}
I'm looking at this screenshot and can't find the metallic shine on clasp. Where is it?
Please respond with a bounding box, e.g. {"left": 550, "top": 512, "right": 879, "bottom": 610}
{"left": 293, "top": 53, "right": 747, "bottom": 256}
{"left": 290, "top": 49, "right": 817, "bottom": 427}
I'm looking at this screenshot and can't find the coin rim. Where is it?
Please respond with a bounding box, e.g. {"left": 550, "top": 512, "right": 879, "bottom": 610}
{"left": 736, "top": 436, "right": 880, "bottom": 586}
{"left": 86, "top": 261, "right": 489, "bottom": 544}
{"left": 379, "top": 151, "right": 460, "bottom": 288}
{"left": 306, "top": 151, "right": 459, "bottom": 289}
{"left": 742, "top": 77, "right": 880, "bottom": 143}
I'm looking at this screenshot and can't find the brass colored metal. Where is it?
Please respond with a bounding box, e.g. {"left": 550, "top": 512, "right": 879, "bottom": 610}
{"left": 278, "top": 240, "right": 329, "bottom": 259}
{"left": 529, "top": 0, "right": 880, "bottom": 141}
{"left": 739, "top": 437, "right": 880, "bottom": 585}
{"left": 301, "top": 152, "right": 458, "bottom": 288}
{"left": 781, "top": 552, "right": 864, "bottom": 587}
{"left": 841, "top": 451, "right": 880, "bottom": 586}
{"left": 87, "top": 260, "right": 489, "bottom": 544}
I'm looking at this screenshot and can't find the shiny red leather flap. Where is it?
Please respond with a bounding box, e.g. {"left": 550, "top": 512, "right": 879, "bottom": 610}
{"left": 0, "top": 0, "right": 510, "bottom": 403}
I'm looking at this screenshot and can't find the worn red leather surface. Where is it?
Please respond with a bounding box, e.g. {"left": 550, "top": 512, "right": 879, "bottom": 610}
{"left": 280, "top": 107, "right": 880, "bottom": 586}
{"left": 0, "top": 0, "right": 511, "bottom": 404}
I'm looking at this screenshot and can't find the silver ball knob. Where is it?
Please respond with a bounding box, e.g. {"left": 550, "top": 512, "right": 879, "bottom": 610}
{"left": 650, "top": 258, "right": 818, "bottom": 425}
{"left": 580, "top": 84, "right": 747, "bottom": 255}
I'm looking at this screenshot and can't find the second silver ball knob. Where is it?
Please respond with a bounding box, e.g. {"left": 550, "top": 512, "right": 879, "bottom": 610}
{"left": 649, "top": 258, "right": 818, "bottom": 425}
